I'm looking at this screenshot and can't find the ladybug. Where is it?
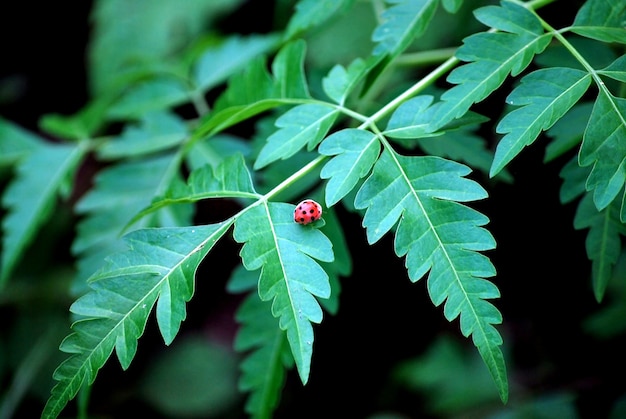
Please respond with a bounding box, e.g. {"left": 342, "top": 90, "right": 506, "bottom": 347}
{"left": 294, "top": 199, "right": 322, "bottom": 225}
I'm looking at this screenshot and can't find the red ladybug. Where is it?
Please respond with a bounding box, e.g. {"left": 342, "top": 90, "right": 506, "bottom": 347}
{"left": 294, "top": 199, "right": 322, "bottom": 225}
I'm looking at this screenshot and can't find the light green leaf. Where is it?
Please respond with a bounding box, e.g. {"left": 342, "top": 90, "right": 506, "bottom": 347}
{"left": 98, "top": 111, "right": 188, "bottom": 159}
{"left": 384, "top": 95, "right": 440, "bottom": 138}
{"left": 233, "top": 202, "right": 333, "bottom": 384}
{"left": 579, "top": 92, "right": 626, "bottom": 210}
{"left": 132, "top": 153, "right": 259, "bottom": 225}
{"left": 491, "top": 68, "right": 591, "bottom": 176}
{"left": 319, "top": 128, "right": 380, "bottom": 206}
{"left": 193, "top": 34, "right": 281, "bottom": 91}
{"left": 322, "top": 58, "right": 368, "bottom": 105}
{"left": 354, "top": 150, "right": 507, "bottom": 402}
{"left": 572, "top": 0, "right": 626, "bottom": 44}
{"left": 42, "top": 222, "right": 234, "bottom": 419}
{"left": 574, "top": 193, "right": 626, "bottom": 302}
{"left": 1, "top": 141, "right": 87, "bottom": 287}
{"left": 430, "top": 1, "right": 551, "bottom": 131}
{"left": 234, "top": 291, "right": 292, "bottom": 418}
{"left": 255, "top": 104, "right": 338, "bottom": 169}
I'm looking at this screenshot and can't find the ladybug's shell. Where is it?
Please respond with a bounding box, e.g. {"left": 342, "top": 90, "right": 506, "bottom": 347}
{"left": 294, "top": 200, "right": 322, "bottom": 225}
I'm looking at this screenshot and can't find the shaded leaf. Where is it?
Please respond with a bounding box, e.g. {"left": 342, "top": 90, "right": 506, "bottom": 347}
{"left": 574, "top": 194, "right": 626, "bottom": 302}
{"left": 0, "top": 118, "right": 42, "bottom": 166}
{"left": 1, "top": 141, "right": 87, "bottom": 286}
{"left": 545, "top": 102, "right": 593, "bottom": 163}
{"left": 322, "top": 58, "right": 368, "bottom": 105}
{"left": 285, "top": 0, "right": 354, "bottom": 39}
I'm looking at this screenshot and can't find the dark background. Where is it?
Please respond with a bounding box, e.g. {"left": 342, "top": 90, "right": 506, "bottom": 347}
{"left": 2, "top": 1, "right": 624, "bottom": 418}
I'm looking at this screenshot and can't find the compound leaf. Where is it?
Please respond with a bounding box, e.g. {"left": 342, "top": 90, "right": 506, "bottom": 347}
{"left": 42, "top": 222, "right": 233, "bottom": 419}
{"left": 431, "top": 1, "right": 551, "bottom": 131}
{"left": 233, "top": 202, "right": 333, "bottom": 384}
{"left": 491, "top": 68, "right": 591, "bottom": 176}
{"left": 571, "top": 0, "right": 626, "bottom": 44}
{"left": 354, "top": 150, "right": 507, "bottom": 402}
{"left": 285, "top": 0, "right": 354, "bottom": 39}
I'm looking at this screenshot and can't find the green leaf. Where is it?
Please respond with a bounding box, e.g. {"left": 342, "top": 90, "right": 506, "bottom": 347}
{"left": 254, "top": 104, "right": 339, "bottom": 169}
{"left": 193, "top": 34, "right": 281, "bottom": 92}
{"left": 285, "top": 0, "right": 354, "bottom": 39}
{"left": 42, "top": 222, "right": 234, "bottom": 419}
{"left": 72, "top": 154, "right": 193, "bottom": 292}
{"left": 198, "top": 40, "right": 310, "bottom": 137}
{"left": 132, "top": 153, "right": 259, "bottom": 225}
{"left": 574, "top": 193, "right": 626, "bottom": 302}
{"left": 0, "top": 118, "right": 42, "bottom": 166}
{"left": 234, "top": 291, "right": 293, "bottom": 418}
{"left": 1, "top": 141, "right": 87, "bottom": 287}
{"left": 559, "top": 156, "right": 589, "bottom": 204}
{"left": 98, "top": 111, "right": 188, "bottom": 159}
{"left": 319, "top": 128, "right": 380, "bottom": 206}
{"left": 579, "top": 92, "right": 626, "bottom": 211}
{"left": 545, "top": 102, "right": 593, "bottom": 163}
{"left": 233, "top": 202, "right": 334, "bottom": 384}
{"left": 571, "top": 0, "right": 626, "bottom": 44}
{"left": 354, "top": 150, "right": 507, "bottom": 402}
{"left": 431, "top": 1, "right": 551, "bottom": 131}
{"left": 491, "top": 68, "right": 591, "bottom": 176}
{"left": 384, "top": 95, "right": 441, "bottom": 139}
{"left": 598, "top": 55, "right": 626, "bottom": 83}
{"left": 322, "top": 58, "right": 368, "bottom": 105}
{"left": 372, "top": 0, "right": 439, "bottom": 56}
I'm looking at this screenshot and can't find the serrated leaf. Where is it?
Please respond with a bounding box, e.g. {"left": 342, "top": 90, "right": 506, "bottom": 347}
{"left": 319, "top": 128, "right": 380, "bottom": 206}
{"left": 254, "top": 104, "right": 339, "bottom": 169}
{"left": 372, "top": 0, "right": 438, "bottom": 57}
{"left": 72, "top": 154, "right": 193, "bottom": 292}
{"left": 354, "top": 150, "right": 507, "bottom": 402}
{"left": 233, "top": 202, "right": 333, "bottom": 384}
{"left": 579, "top": 92, "right": 626, "bottom": 210}
{"left": 491, "top": 68, "right": 591, "bottom": 176}
{"left": 1, "top": 141, "right": 87, "bottom": 286}
{"left": 430, "top": 1, "right": 551, "bottom": 131}
{"left": 574, "top": 193, "right": 626, "bottom": 302}
{"left": 193, "top": 34, "right": 281, "bottom": 91}
{"left": 132, "top": 153, "right": 259, "bottom": 225}
{"left": 322, "top": 58, "right": 368, "bottom": 105}
{"left": 285, "top": 0, "right": 354, "bottom": 39}
{"left": 98, "top": 111, "right": 188, "bottom": 159}
{"left": 572, "top": 0, "right": 626, "bottom": 44}
{"left": 197, "top": 40, "right": 310, "bottom": 137}
{"left": 42, "top": 222, "right": 233, "bottom": 419}
{"left": 234, "top": 291, "right": 293, "bottom": 418}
